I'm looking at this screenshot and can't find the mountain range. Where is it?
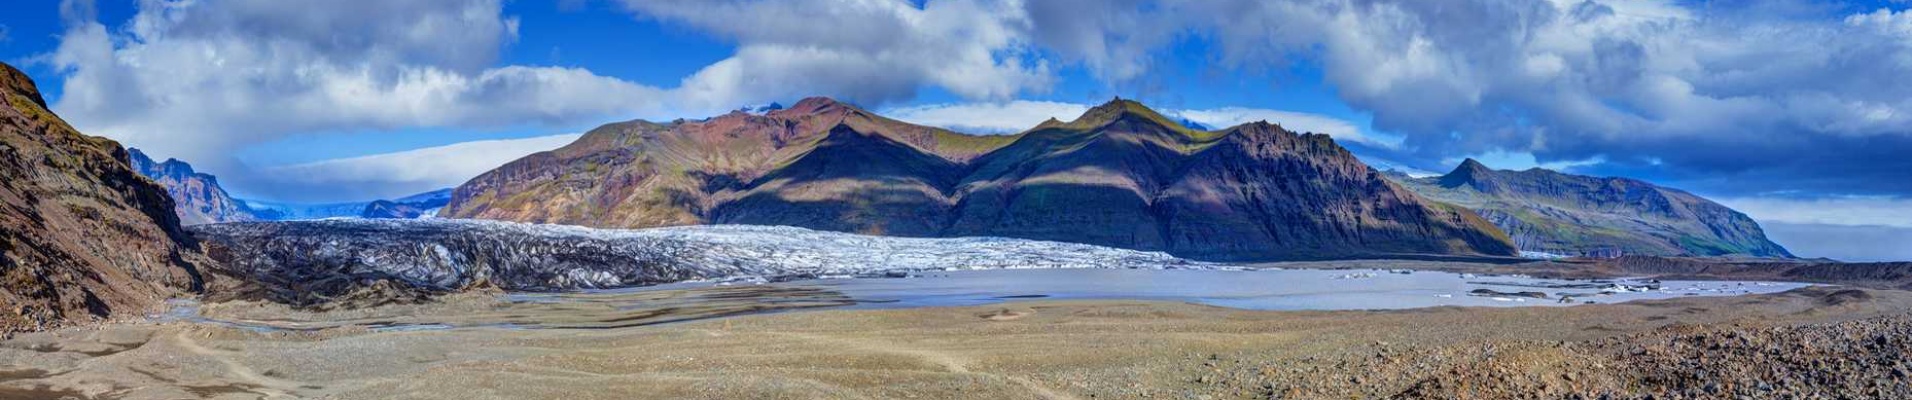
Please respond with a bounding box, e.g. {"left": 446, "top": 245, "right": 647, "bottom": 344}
{"left": 1391, "top": 159, "right": 1792, "bottom": 258}
{"left": 112, "top": 94, "right": 1790, "bottom": 261}
{"left": 0, "top": 63, "right": 210, "bottom": 330}
{"left": 243, "top": 188, "right": 452, "bottom": 221}
{"left": 120, "top": 151, "right": 454, "bottom": 224}
{"left": 444, "top": 97, "right": 1518, "bottom": 261}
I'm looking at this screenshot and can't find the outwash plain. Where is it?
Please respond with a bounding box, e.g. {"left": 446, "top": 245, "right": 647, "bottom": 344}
{"left": 7, "top": 258, "right": 1912, "bottom": 400}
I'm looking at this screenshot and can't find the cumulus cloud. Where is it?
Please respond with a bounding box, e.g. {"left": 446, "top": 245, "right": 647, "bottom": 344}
{"left": 618, "top": 0, "right": 1053, "bottom": 109}
{"left": 1175, "top": 107, "right": 1393, "bottom": 147}
{"left": 232, "top": 134, "right": 584, "bottom": 203}
{"left": 49, "top": 0, "right": 668, "bottom": 173}
{"left": 885, "top": 101, "right": 1089, "bottom": 133}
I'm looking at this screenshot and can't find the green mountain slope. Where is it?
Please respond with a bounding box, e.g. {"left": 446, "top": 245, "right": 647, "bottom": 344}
{"left": 1392, "top": 159, "right": 1792, "bottom": 258}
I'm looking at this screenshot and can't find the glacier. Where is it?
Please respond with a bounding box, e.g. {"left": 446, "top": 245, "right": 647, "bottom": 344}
{"left": 189, "top": 219, "right": 1213, "bottom": 303}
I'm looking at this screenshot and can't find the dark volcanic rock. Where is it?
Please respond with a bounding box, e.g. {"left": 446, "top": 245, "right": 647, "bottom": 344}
{"left": 445, "top": 97, "right": 1516, "bottom": 261}
{"left": 1394, "top": 159, "right": 1791, "bottom": 258}
{"left": 1468, "top": 288, "right": 1549, "bottom": 299}
{"left": 1596, "top": 256, "right": 1912, "bottom": 290}
{"left": 0, "top": 62, "right": 211, "bottom": 332}
{"left": 1213, "top": 289, "right": 1912, "bottom": 399}
{"left": 1394, "top": 313, "right": 1912, "bottom": 399}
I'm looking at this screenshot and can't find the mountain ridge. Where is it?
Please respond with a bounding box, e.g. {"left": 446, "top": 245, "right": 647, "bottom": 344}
{"left": 1393, "top": 159, "right": 1792, "bottom": 258}
{"left": 446, "top": 97, "right": 1518, "bottom": 261}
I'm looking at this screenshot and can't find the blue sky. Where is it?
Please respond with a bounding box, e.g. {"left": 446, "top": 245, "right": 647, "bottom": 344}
{"left": 3, "top": 0, "right": 1910, "bottom": 261}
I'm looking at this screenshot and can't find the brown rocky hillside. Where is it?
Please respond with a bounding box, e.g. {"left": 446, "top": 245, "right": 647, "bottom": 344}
{"left": 0, "top": 63, "right": 210, "bottom": 332}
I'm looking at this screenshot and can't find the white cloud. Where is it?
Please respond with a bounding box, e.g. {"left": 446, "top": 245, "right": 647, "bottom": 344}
{"left": 1717, "top": 196, "right": 1912, "bottom": 229}
{"left": 236, "top": 134, "right": 583, "bottom": 203}
{"left": 1174, "top": 108, "right": 1393, "bottom": 147}
{"left": 49, "top": 0, "right": 671, "bottom": 174}
{"left": 620, "top": 0, "right": 1053, "bottom": 109}
{"left": 884, "top": 101, "right": 1089, "bottom": 133}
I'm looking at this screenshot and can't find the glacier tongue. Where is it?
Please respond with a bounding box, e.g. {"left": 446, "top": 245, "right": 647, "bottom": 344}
{"left": 190, "top": 219, "right": 1211, "bottom": 303}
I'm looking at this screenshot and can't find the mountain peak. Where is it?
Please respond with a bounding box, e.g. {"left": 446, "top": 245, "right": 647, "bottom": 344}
{"left": 1085, "top": 96, "right": 1158, "bottom": 115}
{"left": 1439, "top": 158, "right": 1500, "bottom": 190}
{"left": 1069, "top": 97, "right": 1184, "bottom": 131}
{"left": 0, "top": 62, "right": 47, "bottom": 109}
{"left": 1456, "top": 158, "right": 1490, "bottom": 172}
{"left": 787, "top": 97, "right": 859, "bottom": 115}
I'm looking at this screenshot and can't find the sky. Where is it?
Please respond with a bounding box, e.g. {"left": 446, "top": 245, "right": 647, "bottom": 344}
{"left": 1, "top": 0, "right": 1909, "bottom": 261}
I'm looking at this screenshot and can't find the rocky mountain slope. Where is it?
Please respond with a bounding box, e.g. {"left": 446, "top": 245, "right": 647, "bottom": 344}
{"left": 126, "top": 148, "right": 259, "bottom": 225}
{"left": 0, "top": 63, "right": 209, "bottom": 331}
{"left": 1392, "top": 159, "right": 1791, "bottom": 257}
{"left": 446, "top": 98, "right": 1516, "bottom": 261}
{"left": 189, "top": 219, "right": 1205, "bottom": 306}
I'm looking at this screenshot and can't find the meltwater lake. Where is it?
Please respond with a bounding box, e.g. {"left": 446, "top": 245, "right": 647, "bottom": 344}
{"left": 165, "top": 267, "right": 1813, "bottom": 333}
{"left": 578, "top": 267, "right": 1811, "bottom": 311}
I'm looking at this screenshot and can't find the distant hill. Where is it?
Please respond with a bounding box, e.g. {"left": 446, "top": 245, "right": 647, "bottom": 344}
{"left": 445, "top": 97, "right": 1517, "bottom": 261}
{"left": 0, "top": 62, "right": 210, "bottom": 331}
{"left": 1391, "top": 159, "right": 1792, "bottom": 258}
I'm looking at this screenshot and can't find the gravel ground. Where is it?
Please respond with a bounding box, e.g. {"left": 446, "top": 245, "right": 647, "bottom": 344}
{"left": 2, "top": 285, "right": 1909, "bottom": 399}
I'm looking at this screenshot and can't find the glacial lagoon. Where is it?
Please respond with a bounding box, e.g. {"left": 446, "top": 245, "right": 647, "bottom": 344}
{"left": 638, "top": 268, "right": 1811, "bottom": 311}
{"left": 162, "top": 267, "right": 1811, "bottom": 332}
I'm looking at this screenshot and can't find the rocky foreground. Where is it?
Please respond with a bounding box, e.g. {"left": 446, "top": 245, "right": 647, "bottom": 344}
{"left": 1218, "top": 289, "right": 1912, "bottom": 399}
{"left": 3, "top": 281, "right": 1910, "bottom": 399}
